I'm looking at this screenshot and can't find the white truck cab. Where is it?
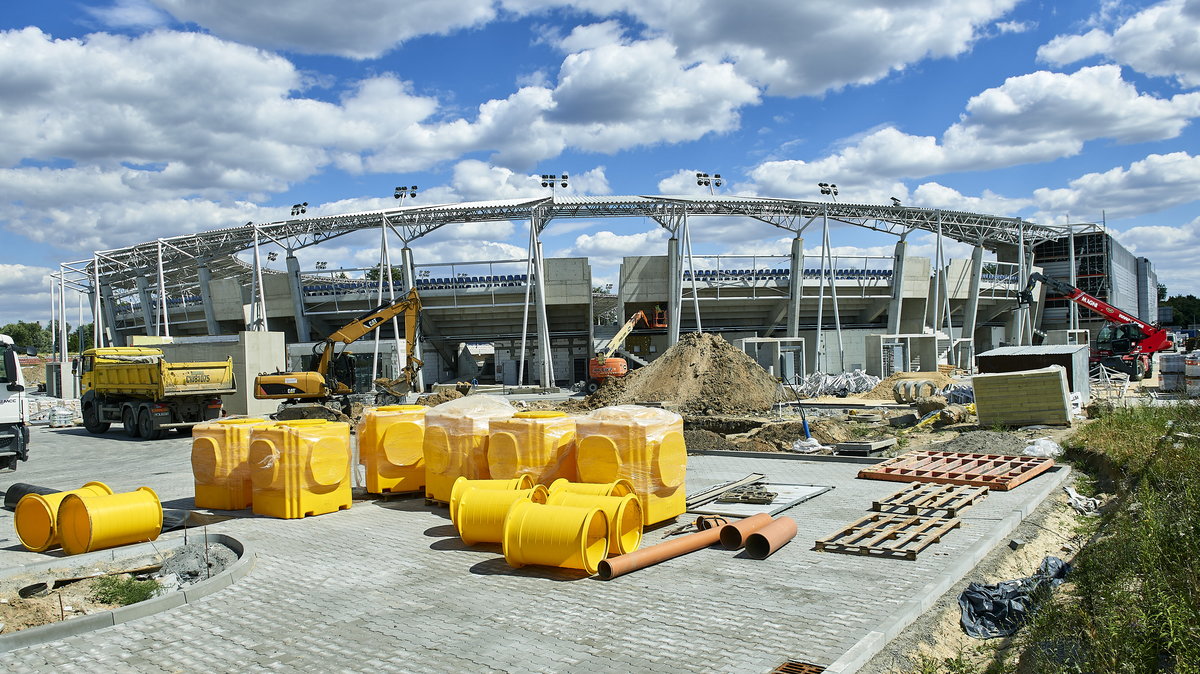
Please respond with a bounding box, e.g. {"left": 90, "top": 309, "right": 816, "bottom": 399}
{"left": 0, "top": 334, "right": 31, "bottom": 471}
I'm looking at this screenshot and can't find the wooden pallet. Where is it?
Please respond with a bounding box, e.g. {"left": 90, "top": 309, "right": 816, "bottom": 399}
{"left": 857, "top": 450, "right": 1054, "bottom": 491}
{"left": 871, "top": 482, "right": 988, "bottom": 518}
{"left": 815, "top": 513, "right": 962, "bottom": 560}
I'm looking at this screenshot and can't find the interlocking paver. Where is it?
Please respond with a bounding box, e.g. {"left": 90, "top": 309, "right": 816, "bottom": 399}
{"left": 0, "top": 426, "right": 1064, "bottom": 672}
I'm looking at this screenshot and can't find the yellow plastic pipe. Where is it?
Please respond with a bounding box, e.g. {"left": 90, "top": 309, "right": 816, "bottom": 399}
{"left": 547, "top": 478, "right": 635, "bottom": 498}
{"left": 502, "top": 501, "right": 610, "bottom": 575}
{"left": 456, "top": 485, "right": 548, "bottom": 545}
{"left": 449, "top": 475, "right": 534, "bottom": 526}
{"left": 14, "top": 481, "right": 114, "bottom": 552}
{"left": 57, "top": 487, "right": 163, "bottom": 555}
{"left": 547, "top": 491, "right": 643, "bottom": 555}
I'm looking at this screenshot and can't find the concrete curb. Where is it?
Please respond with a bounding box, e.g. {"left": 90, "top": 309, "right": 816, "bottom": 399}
{"left": 821, "top": 464, "right": 1072, "bottom": 674}
{"left": 0, "top": 532, "right": 255, "bottom": 653}
{"left": 688, "top": 449, "right": 884, "bottom": 465}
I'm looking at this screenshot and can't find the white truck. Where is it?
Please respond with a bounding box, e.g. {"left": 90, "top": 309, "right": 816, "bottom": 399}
{"left": 0, "top": 334, "right": 31, "bottom": 471}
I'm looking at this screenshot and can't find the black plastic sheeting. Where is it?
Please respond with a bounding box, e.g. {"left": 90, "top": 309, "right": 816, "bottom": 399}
{"left": 2, "top": 483, "right": 59, "bottom": 510}
{"left": 959, "top": 556, "right": 1071, "bottom": 638}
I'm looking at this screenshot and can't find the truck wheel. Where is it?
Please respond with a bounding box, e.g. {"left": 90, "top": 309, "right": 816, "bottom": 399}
{"left": 83, "top": 405, "right": 110, "bottom": 434}
{"left": 138, "top": 409, "right": 166, "bottom": 440}
{"left": 1133, "top": 360, "right": 1146, "bottom": 382}
{"left": 123, "top": 408, "right": 141, "bottom": 438}
{"left": 585, "top": 380, "right": 600, "bottom": 394}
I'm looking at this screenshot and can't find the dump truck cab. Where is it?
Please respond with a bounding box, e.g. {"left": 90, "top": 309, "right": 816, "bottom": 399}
{"left": 0, "top": 334, "right": 31, "bottom": 470}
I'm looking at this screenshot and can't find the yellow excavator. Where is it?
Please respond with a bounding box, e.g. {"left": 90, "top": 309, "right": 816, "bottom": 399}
{"left": 254, "top": 288, "right": 422, "bottom": 420}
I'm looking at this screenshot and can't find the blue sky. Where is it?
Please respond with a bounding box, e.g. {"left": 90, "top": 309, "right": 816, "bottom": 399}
{"left": 3, "top": 0, "right": 1200, "bottom": 326}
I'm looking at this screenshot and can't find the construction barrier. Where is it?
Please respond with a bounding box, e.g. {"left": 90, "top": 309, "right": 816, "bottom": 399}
{"left": 547, "top": 491, "right": 642, "bottom": 555}
{"left": 456, "top": 485, "right": 549, "bottom": 545}
{"left": 449, "top": 475, "right": 534, "bottom": 527}
{"left": 503, "top": 501, "right": 609, "bottom": 575}
{"left": 249, "top": 419, "right": 352, "bottom": 519}
{"left": 357, "top": 405, "right": 427, "bottom": 495}
{"left": 15, "top": 481, "right": 114, "bottom": 552}
{"left": 191, "top": 417, "right": 270, "bottom": 510}
{"left": 487, "top": 411, "right": 577, "bottom": 485}
{"left": 57, "top": 487, "right": 162, "bottom": 555}
{"left": 575, "top": 405, "right": 687, "bottom": 525}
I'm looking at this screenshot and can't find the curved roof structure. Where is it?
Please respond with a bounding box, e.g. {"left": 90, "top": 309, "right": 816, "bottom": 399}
{"left": 61, "top": 194, "right": 1067, "bottom": 292}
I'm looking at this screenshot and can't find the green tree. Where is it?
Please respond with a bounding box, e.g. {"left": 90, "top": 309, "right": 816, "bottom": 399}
{"left": 365, "top": 264, "right": 405, "bottom": 283}
{"left": 68, "top": 323, "right": 95, "bottom": 352}
{"left": 1165, "top": 294, "right": 1200, "bottom": 328}
{"left": 0, "top": 321, "right": 52, "bottom": 353}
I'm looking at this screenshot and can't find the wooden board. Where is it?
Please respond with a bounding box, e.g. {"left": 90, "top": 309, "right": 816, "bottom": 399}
{"left": 815, "top": 513, "right": 962, "bottom": 561}
{"left": 871, "top": 482, "right": 988, "bottom": 518}
{"left": 857, "top": 450, "right": 1054, "bottom": 491}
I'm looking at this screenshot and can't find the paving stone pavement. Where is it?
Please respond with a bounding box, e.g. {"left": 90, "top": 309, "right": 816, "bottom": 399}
{"left": 0, "top": 425, "right": 1065, "bottom": 673}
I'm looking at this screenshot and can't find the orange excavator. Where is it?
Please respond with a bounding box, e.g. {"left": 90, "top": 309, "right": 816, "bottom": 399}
{"left": 585, "top": 308, "right": 666, "bottom": 393}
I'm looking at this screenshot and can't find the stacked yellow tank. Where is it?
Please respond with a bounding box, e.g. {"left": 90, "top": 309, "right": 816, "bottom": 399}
{"left": 191, "top": 417, "right": 271, "bottom": 509}
{"left": 574, "top": 405, "right": 687, "bottom": 525}
{"left": 248, "top": 419, "right": 352, "bottom": 519}
{"left": 357, "top": 404, "right": 427, "bottom": 494}
{"left": 487, "top": 410, "right": 577, "bottom": 485}
{"left": 422, "top": 395, "right": 515, "bottom": 503}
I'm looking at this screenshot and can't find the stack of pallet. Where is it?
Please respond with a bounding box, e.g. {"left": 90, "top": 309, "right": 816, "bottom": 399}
{"left": 814, "top": 450, "right": 1055, "bottom": 560}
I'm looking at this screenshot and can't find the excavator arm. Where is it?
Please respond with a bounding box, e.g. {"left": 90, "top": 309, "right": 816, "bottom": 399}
{"left": 596, "top": 311, "right": 649, "bottom": 361}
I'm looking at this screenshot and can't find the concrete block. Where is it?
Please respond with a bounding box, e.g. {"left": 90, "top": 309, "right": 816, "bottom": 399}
{"left": 972, "top": 365, "right": 1071, "bottom": 426}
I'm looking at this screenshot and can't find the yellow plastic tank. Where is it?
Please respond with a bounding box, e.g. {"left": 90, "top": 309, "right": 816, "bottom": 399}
{"left": 547, "top": 478, "right": 636, "bottom": 498}
{"left": 547, "top": 491, "right": 643, "bottom": 555}
{"left": 456, "top": 485, "right": 549, "bottom": 545}
{"left": 487, "top": 411, "right": 577, "bottom": 485}
{"left": 357, "top": 405, "right": 427, "bottom": 495}
{"left": 249, "top": 419, "right": 353, "bottom": 519}
{"left": 15, "top": 481, "right": 114, "bottom": 552}
{"left": 503, "top": 501, "right": 610, "bottom": 575}
{"left": 422, "top": 395, "right": 516, "bottom": 503}
{"left": 574, "top": 405, "right": 687, "bottom": 525}
{"left": 449, "top": 475, "right": 534, "bottom": 527}
{"left": 57, "top": 487, "right": 162, "bottom": 555}
{"left": 191, "top": 417, "right": 270, "bottom": 510}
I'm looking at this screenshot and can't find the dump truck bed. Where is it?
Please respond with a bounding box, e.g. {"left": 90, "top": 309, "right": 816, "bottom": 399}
{"left": 92, "top": 358, "right": 235, "bottom": 398}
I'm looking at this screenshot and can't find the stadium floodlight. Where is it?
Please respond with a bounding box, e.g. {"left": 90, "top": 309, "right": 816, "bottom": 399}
{"left": 539, "top": 173, "right": 569, "bottom": 191}
{"left": 394, "top": 185, "right": 418, "bottom": 201}
{"left": 696, "top": 172, "right": 723, "bottom": 194}
{"left": 291, "top": 202, "right": 308, "bottom": 216}
{"left": 818, "top": 183, "right": 838, "bottom": 200}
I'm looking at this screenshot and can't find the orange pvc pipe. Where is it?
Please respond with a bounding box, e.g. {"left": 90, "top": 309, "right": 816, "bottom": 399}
{"left": 598, "top": 526, "right": 719, "bottom": 580}
{"left": 718, "top": 512, "right": 775, "bottom": 550}
{"left": 745, "top": 516, "right": 798, "bottom": 559}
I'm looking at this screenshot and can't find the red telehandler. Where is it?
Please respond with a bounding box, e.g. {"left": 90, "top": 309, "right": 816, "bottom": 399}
{"left": 1019, "top": 272, "right": 1173, "bottom": 381}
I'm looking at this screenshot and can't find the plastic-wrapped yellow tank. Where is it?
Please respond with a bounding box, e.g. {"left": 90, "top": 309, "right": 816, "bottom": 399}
{"left": 503, "top": 501, "right": 610, "bottom": 574}
{"left": 191, "top": 417, "right": 270, "bottom": 510}
{"left": 249, "top": 419, "right": 352, "bottom": 519}
{"left": 422, "top": 395, "right": 515, "bottom": 503}
{"left": 357, "top": 405, "right": 427, "bottom": 495}
{"left": 15, "top": 482, "right": 114, "bottom": 552}
{"left": 449, "top": 475, "right": 534, "bottom": 526}
{"left": 547, "top": 491, "right": 643, "bottom": 555}
{"left": 487, "top": 411, "right": 577, "bottom": 485}
{"left": 574, "top": 405, "right": 687, "bottom": 525}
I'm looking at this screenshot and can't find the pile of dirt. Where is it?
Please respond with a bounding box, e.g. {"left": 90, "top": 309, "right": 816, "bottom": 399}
{"left": 571, "top": 333, "right": 782, "bottom": 415}
{"left": 683, "top": 429, "right": 738, "bottom": 452}
{"left": 859, "top": 371, "right": 958, "bottom": 400}
{"left": 416, "top": 389, "right": 464, "bottom": 407}
{"left": 748, "top": 418, "right": 854, "bottom": 450}
{"left": 929, "top": 430, "right": 1029, "bottom": 455}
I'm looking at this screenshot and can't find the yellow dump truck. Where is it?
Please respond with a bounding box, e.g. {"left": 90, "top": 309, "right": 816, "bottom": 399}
{"left": 79, "top": 347, "right": 236, "bottom": 439}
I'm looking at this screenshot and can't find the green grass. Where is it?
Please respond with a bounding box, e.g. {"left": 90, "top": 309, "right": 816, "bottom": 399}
{"left": 1021, "top": 403, "right": 1200, "bottom": 673}
{"left": 90, "top": 575, "right": 161, "bottom": 606}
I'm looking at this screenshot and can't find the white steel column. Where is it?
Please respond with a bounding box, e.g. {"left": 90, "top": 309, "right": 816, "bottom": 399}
{"left": 815, "top": 206, "right": 829, "bottom": 371}
{"left": 284, "top": 254, "right": 309, "bottom": 341}
{"left": 1015, "top": 224, "right": 1028, "bottom": 344}
{"left": 250, "top": 226, "right": 269, "bottom": 332}
{"left": 1067, "top": 224, "right": 1078, "bottom": 330}
{"left": 58, "top": 268, "right": 68, "bottom": 365}
{"left": 518, "top": 223, "right": 535, "bottom": 386}
{"left": 156, "top": 240, "right": 170, "bottom": 338}
{"left": 682, "top": 215, "right": 702, "bottom": 333}
{"left": 931, "top": 215, "right": 942, "bottom": 338}
{"left": 92, "top": 256, "right": 103, "bottom": 347}
{"left": 400, "top": 245, "right": 424, "bottom": 393}
{"left": 532, "top": 220, "right": 554, "bottom": 388}
{"left": 197, "top": 261, "right": 220, "bottom": 335}
{"left": 667, "top": 234, "right": 681, "bottom": 345}
{"left": 823, "top": 212, "right": 845, "bottom": 372}
{"left": 961, "top": 242, "right": 985, "bottom": 369}
{"left": 135, "top": 276, "right": 155, "bottom": 333}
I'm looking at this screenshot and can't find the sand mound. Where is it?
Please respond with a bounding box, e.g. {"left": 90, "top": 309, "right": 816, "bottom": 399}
{"left": 573, "top": 333, "right": 782, "bottom": 415}
{"left": 858, "top": 371, "right": 957, "bottom": 400}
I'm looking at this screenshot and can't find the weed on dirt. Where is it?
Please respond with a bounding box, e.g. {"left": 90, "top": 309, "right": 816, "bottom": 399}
{"left": 90, "top": 576, "right": 160, "bottom": 606}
